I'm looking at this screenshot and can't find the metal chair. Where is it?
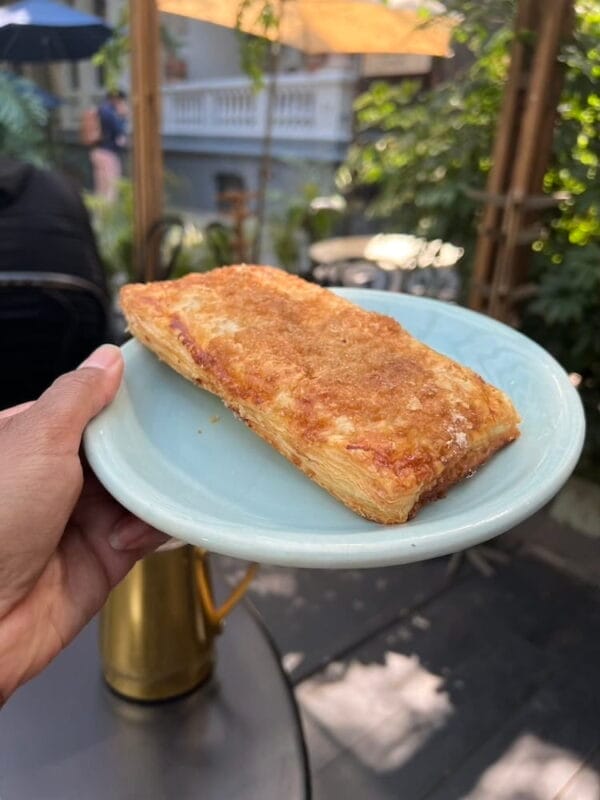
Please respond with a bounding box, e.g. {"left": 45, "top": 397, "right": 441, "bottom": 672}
{"left": 0, "top": 271, "right": 110, "bottom": 408}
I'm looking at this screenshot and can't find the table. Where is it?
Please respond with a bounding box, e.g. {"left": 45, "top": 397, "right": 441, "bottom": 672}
{"left": 0, "top": 602, "right": 310, "bottom": 800}
{"left": 308, "top": 234, "right": 463, "bottom": 300}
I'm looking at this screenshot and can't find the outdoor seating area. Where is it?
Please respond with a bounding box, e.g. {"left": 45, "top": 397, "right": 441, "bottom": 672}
{"left": 0, "top": 1, "right": 599, "bottom": 799}
{"left": 308, "top": 234, "right": 463, "bottom": 298}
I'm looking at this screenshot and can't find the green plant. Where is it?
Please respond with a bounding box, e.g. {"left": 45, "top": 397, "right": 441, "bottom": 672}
{"left": 270, "top": 182, "right": 346, "bottom": 271}
{"left": 338, "top": 0, "right": 600, "bottom": 478}
{"left": 85, "top": 179, "right": 134, "bottom": 278}
{"left": 522, "top": 243, "right": 600, "bottom": 481}
{"left": 338, "top": 18, "right": 512, "bottom": 251}
{"left": 524, "top": 2, "right": 600, "bottom": 480}
{"left": 236, "top": 0, "right": 280, "bottom": 90}
{"left": 168, "top": 222, "right": 236, "bottom": 278}
{"left": 0, "top": 71, "right": 49, "bottom": 163}
{"left": 85, "top": 178, "right": 237, "bottom": 282}
{"left": 92, "top": 7, "right": 183, "bottom": 92}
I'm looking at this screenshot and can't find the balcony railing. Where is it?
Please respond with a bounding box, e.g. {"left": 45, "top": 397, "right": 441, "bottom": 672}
{"left": 61, "top": 69, "right": 355, "bottom": 146}
{"left": 161, "top": 69, "right": 354, "bottom": 143}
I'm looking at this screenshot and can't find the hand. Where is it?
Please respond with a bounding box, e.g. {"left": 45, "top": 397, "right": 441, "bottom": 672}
{"left": 0, "top": 345, "right": 169, "bottom": 705}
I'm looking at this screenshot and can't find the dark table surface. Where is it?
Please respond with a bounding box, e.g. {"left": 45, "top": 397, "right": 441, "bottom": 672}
{"left": 0, "top": 602, "right": 310, "bottom": 800}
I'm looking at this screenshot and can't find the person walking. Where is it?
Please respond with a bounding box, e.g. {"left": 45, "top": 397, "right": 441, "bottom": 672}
{"left": 88, "top": 90, "right": 128, "bottom": 202}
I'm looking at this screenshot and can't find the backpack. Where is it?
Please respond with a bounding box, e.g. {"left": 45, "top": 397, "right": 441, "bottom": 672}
{"left": 80, "top": 107, "right": 101, "bottom": 147}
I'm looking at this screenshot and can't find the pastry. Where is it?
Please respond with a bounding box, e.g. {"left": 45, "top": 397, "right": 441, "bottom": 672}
{"left": 120, "top": 266, "right": 520, "bottom": 523}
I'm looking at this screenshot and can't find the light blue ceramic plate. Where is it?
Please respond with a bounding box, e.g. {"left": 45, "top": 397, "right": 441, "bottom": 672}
{"left": 84, "top": 289, "right": 585, "bottom": 569}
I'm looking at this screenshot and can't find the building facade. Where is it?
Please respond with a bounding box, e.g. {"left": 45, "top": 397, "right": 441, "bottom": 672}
{"left": 58, "top": 1, "right": 434, "bottom": 215}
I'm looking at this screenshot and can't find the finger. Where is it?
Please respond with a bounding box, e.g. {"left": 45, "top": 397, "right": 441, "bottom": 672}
{"left": 21, "top": 345, "right": 123, "bottom": 454}
{"left": 108, "top": 515, "right": 171, "bottom": 551}
{"left": 121, "top": 530, "right": 171, "bottom": 552}
{"left": 0, "top": 401, "right": 34, "bottom": 421}
{"left": 72, "top": 475, "right": 160, "bottom": 552}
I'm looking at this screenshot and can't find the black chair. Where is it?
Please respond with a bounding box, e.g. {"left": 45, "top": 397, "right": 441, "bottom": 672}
{"left": 0, "top": 271, "right": 110, "bottom": 408}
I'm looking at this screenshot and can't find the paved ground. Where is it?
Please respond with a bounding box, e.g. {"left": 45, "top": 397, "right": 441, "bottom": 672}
{"left": 217, "top": 477, "right": 600, "bottom": 800}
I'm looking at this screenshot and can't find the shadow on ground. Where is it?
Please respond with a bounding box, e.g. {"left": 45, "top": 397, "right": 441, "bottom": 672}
{"left": 215, "top": 502, "right": 600, "bottom": 799}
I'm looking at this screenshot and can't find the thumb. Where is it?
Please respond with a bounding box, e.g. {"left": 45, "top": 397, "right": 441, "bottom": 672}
{"left": 20, "top": 345, "right": 123, "bottom": 455}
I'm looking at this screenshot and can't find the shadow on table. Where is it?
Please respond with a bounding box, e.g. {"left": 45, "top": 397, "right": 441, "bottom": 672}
{"left": 216, "top": 536, "right": 600, "bottom": 800}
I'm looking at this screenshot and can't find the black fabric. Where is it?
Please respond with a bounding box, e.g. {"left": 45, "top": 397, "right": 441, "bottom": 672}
{"left": 0, "top": 160, "right": 32, "bottom": 208}
{"left": 0, "top": 288, "right": 107, "bottom": 407}
{"left": 0, "top": 159, "right": 110, "bottom": 407}
{"left": 0, "top": 158, "right": 109, "bottom": 295}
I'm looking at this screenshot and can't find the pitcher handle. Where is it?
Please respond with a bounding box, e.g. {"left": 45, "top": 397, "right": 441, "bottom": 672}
{"left": 194, "top": 549, "right": 258, "bottom": 635}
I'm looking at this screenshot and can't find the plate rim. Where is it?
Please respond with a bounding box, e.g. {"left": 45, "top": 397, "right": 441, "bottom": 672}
{"left": 84, "top": 288, "right": 586, "bottom": 568}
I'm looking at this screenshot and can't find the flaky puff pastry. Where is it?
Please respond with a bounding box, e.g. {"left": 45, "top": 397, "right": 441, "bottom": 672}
{"left": 120, "top": 266, "right": 520, "bottom": 524}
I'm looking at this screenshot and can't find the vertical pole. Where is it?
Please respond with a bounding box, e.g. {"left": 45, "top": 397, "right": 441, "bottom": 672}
{"left": 468, "top": 0, "right": 536, "bottom": 312}
{"left": 488, "top": 0, "right": 572, "bottom": 321}
{"left": 251, "top": 41, "right": 281, "bottom": 264}
{"left": 130, "top": 0, "right": 163, "bottom": 282}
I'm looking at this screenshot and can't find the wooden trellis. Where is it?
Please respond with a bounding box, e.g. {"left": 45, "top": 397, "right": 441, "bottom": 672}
{"left": 468, "top": 0, "right": 573, "bottom": 324}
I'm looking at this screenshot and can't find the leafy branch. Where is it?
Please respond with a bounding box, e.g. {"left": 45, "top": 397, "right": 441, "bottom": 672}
{"left": 92, "top": 6, "right": 183, "bottom": 92}
{"left": 236, "top": 0, "right": 281, "bottom": 90}
{"left": 339, "top": 0, "right": 600, "bottom": 479}
{"left": 0, "top": 71, "right": 49, "bottom": 163}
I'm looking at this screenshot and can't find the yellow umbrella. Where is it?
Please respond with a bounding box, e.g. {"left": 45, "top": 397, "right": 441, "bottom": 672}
{"left": 158, "top": 0, "right": 455, "bottom": 57}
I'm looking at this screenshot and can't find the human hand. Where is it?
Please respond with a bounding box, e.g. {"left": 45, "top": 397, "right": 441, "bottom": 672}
{"left": 0, "top": 345, "right": 169, "bottom": 705}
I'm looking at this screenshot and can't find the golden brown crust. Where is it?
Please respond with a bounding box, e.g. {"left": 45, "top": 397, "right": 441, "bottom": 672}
{"left": 120, "top": 265, "right": 520, "bottom": 524}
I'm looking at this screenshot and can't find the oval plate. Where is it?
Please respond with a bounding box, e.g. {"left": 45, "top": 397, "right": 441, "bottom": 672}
{"left": 84, "top": 289, "right": 585, "bottom": 568}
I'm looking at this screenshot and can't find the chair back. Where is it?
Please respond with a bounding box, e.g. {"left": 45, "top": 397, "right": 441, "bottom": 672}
{"left": 0, "top": 271, "right": 110, "bottom": 408}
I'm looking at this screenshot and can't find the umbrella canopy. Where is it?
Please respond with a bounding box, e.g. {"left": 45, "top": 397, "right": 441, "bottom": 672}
{"left": 158, "top": 0, "right": 454, "bottom": 56}
{"left": 0, "top": 0, "right": 113, "bottom": 62}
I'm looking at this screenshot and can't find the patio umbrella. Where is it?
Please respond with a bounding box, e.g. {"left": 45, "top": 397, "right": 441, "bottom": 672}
{"left": 158, "top": 0, "right": 455, "bottom": 57}
{"left": 157, "top": 0, "right": 456, "bottom": 261}
{"left": 0, "top": 0, "right": 113, "bottom": 62}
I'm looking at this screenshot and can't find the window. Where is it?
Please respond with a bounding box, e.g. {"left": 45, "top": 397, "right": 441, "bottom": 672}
{"left": 215, "top": 173, "right": 246, "bottom": 212}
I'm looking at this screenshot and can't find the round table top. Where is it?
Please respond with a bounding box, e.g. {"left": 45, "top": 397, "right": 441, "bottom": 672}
{"left": 309, "top": 234, "right": 464, "bottom": 270}
{"left": 0, "top": 602, "right": 310, "bottom": 800}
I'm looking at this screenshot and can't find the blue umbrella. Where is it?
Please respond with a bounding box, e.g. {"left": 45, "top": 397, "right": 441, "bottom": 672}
{"left": 0, "top": 0, "right": 113, "bottom": 62}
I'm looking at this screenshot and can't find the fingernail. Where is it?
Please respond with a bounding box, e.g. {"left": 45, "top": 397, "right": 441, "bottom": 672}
{"left": 79, "top": 344, "right": 121, "bottom": 371}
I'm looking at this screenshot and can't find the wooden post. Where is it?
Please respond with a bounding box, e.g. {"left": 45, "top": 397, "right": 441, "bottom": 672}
{"left": 469, "top": 0, "right": 573, "bottom": 323}
{"left": 130, "top": 0, "right": 163, "bottom": 282}
{"left": 488, "top": 0, "right": 572, "bottom": 321}
{"left": 468, "top": 0, "right": 537, "bottom": 311}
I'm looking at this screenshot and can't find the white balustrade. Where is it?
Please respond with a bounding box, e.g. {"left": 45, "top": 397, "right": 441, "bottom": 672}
{"left": 162, "top": 69, "right": 354, "bottom": 142}
{"left": 61, "top": 69, "right": 355, "bottom": 145}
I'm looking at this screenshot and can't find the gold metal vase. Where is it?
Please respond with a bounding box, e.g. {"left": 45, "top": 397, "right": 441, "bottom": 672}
{"left": 99, "top": 544, "right": 257, "bottom": 702}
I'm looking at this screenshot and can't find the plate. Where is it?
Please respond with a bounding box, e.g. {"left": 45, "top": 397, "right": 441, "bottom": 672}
{"left": 84, "top": 289, "right": 585, "bottom": 568}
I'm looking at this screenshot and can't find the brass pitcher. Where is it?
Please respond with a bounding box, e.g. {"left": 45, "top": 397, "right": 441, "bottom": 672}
{"left": 99, "top": 544, "right": 257, "bottom": 701}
